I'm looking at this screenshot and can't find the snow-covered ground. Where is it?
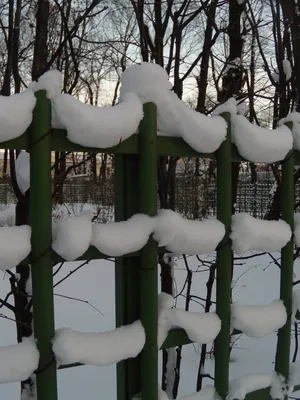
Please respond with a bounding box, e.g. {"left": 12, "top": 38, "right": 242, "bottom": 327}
{"left": 0, "top": 203, "right": 299, "bottom": 399}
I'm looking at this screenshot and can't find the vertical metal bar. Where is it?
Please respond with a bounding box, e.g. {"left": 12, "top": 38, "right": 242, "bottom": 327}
{"left": 214, "top": 113, "right": 232, "bottom": 399}
{"left": 115, "top": 154, "right": 141, "bottom": 400}
{"left": 114, "top": 154, "right": 127, "bottom": 400}
{"left": 124, "top": 155, "right": 141, "bottom": 399}
{"left": 139, "top": 103, "right": 158, "bottom": 400}
{"left": 30, "top": 91, "right": 58, "bottom": 400}
{"left": 124, "top": 156, "right": 140, "bottom": 323}
{"left": 275, "top": 145, "right": 294, "bottom": 381}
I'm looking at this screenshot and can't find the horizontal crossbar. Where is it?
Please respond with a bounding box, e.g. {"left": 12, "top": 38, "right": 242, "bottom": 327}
{"left": 2, "top": 130, "right": 300, "bottom": 165}
{"left": 20, "top": 244, "right": 168, "bottom": 265}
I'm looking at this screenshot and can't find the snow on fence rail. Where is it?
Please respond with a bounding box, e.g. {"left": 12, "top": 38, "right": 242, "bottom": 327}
{"left": 1, "top": 208, "right": 299, "bottom": 269}
{"left": 0, "top": 63, "right": 300, "bottom": 161}
{"left": 0, "top": 294, "right": 296, "bottom": 386}
{"left": 0, "top": 338, "right": 39, "bottom": 384}
{"left": 0, "top": 63, "right": 299, "bottom": 400}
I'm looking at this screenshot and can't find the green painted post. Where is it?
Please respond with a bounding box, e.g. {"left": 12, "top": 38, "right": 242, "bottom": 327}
{"left": 114, "top": 154, "right": 127, "bottom": 400}
{"left": 124, "top": 155, "right": 141, "bottom": 398}
{"left": 124, "top": 156, "right": 140, "bottom": 325}
{"left": 275, "top": 143, "right": 294, "bottom": 383}
{"left": 114, "top": 154, "right": 141, "bottom": 400}
{"left": 139, "top": 103, "right": 158, "bottom": 400}
{"left": 30, "top": 91, "right": 58, "bottom": 400}
{"left": 214, "top": 113, "right": 232, "bottom": 399}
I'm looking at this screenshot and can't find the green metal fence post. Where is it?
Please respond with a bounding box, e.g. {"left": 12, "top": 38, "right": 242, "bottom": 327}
{"left": 214, "top": 113, "right": 232, "bottom": 399}
{"left": 139, "top": 103, "right": 158, "bottom": 400}
{"left": 124, "top": 155, "right": 141, "bottom": 398}
{"left": 30, "top": 91, "right": 58, "bottom": 400}
{"left": 275, "top": 140, "right": 294, "bottom": 383}
{"left": 114, "top": 153, "right": 141, "bottom": 400}
{"left": 114, "top": 154, "right": 127, "bottom": 400}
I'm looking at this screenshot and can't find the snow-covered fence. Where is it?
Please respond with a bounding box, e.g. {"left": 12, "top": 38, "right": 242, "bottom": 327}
{"left": 0, "top": 63, "right": 300, "bottom": 400}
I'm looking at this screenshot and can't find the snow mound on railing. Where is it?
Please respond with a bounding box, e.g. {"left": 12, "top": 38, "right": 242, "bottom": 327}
{"left": 231, "top": 300, "right": 287, "bottom": 338}
{"left": 0, "top": 225, "right": 31, "bottom": 270}
{"left": 52, "top": 212, "right": 93, "bottom": 261}
{"left": 153, "top": 209, "right": 225, "bottom": 255}
{"left": 230, "top": 213, "right": 291, "bottom": 254}
{"left": 0, "top": 338, "right": 39, "bottom": 383}
{"left": 279, "top": 112, "right": 300, "bottom": 151}
{"left": 178, "top": 101, "right": 227, "bottom": 153}
{"left": 231, "top": 114, "right": 293, "bottom": 163}
{"left": 2, "top": 67, "right": 299, "bottom": 162}
{"left": 91, "top": 214, "right": 155, "bottom": 257}
{"left": 120, "top": 63, "right": 182, "bottom": 137}
{"left": 16, "top": 151, "right": 30, "bottom": 195}
{"left": 52, "top": 320, "right": 145, "bottom": 366}
{"left": 228, "top": 372, "right": 287, "bottom": 400}
{"left": 213, "top": 98, "right": 238, "bottom": 117}
{"left": 29, "top": 70, "right": 62, "bottom": 101}
{"left": 50, "top": 210, "right": 225, "bottom": 260}
{"left": 120, "top": 62, "right": 227, "bottom": 152}
{"left": 47, "top": 211, "right": 296, "bottom": 261}
{"left": 0, "top": 91, "right": 36, "bottom": 142}
{"left": 157, "top": 293, "right": 174, "bottom": 347}
{"left": 157, "top": 293, "right": 221, "bottom": 347}
{"left": 52, "top": 106, "right": 64, "bottom": 129}
{"left": 52, "top": 92, "right": 143, "bottom": 148}
{"left": 171, "top": 309, "right": 221, "bottom": 345}
{"left": 120, "top": 62, "right": 172, "bottom": 103}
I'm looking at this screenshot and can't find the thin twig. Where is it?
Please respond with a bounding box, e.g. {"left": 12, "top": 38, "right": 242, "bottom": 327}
{"left": 0, "top": 313, "right": 30, "bottom": 327}
{"left": 267, "top": 253, "right": 281, "bottom": 269}
{"left": 53, "top": 262, "right": 65, "bottom": 278}
{"left": 54, "top": 259, "right": 92, "bottom": 287}
{"left": 0, "top": 291, "right": 14, "bottom": 311}
{"left": 234, "top": 252, "right": 266, "bottom": 260}
{"left": 54, "top": 293, "right": 104, "bottom": 315}
{"left": 292, "top": 322, "right": 299, "bottom": 362}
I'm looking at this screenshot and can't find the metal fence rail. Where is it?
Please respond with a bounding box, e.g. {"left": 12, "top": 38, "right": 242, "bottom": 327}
{"left": 1, "top": 91, "right": 299, "bottom": 400}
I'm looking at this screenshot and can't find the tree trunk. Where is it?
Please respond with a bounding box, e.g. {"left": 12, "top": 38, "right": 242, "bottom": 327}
{"left": 218, "top": 0, "right": 245, "bottom": 213}
{"left": 3, "top": 149, "right": 8, "bottom": 178}
{"left": 196, "top": 0, "right": 218, "bottom": 113}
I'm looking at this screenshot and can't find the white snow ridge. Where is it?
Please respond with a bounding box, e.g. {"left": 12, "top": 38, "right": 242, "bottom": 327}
{"left": 91, "top": 214, "right": 155, "bottom": 257}
{"left": 231, "top": 300, "right": 287, "bottom": 338}
{"left": 230, "top": 213, "right": 291, "bottom": 254}
{"left": 153, "top": 209, "right": 225, "bottom": 255}
{"left": 52, "top": 320, "right": 145, "bottom": 367}
{"left": 0, "top": 225, "right": 31, "bottom": 270}
{"left": 53, "top": 92, "right": 143, "bottom": 148}
{"left": 52, "top": 212, "right": 93, "bottom": 261}
{"left": 0, "top": 338, "right": 39, "bottom": 383}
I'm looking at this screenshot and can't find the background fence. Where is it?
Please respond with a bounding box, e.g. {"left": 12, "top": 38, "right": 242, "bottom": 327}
{"left": 1, "top": 168, "right": 300, "bottom": 219}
